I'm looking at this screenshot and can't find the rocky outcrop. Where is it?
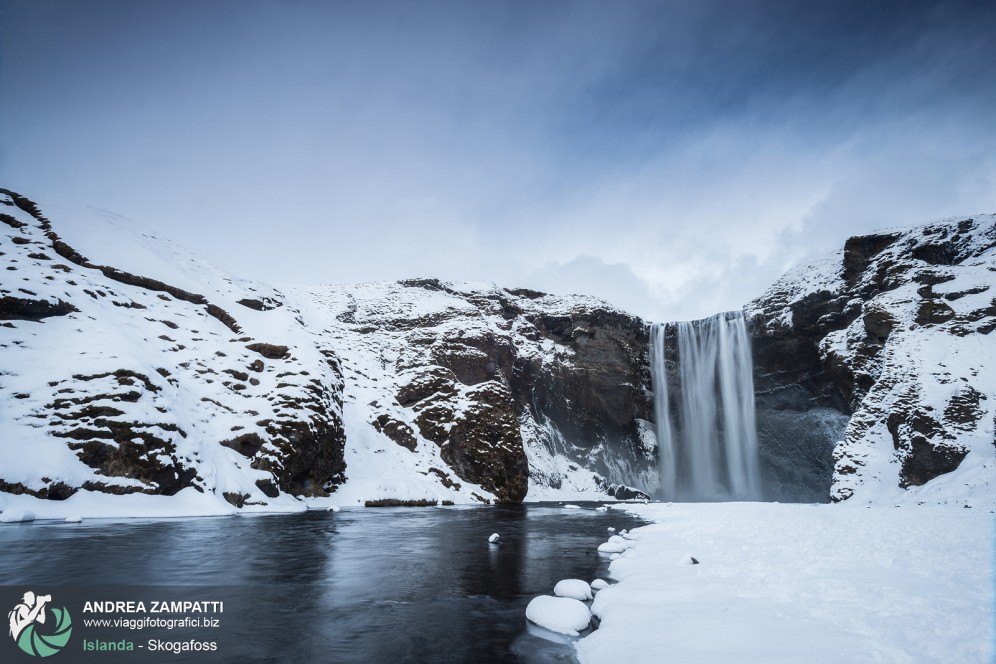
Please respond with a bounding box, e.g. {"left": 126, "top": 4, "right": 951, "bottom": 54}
{"left": 747, "top": 215, "right": 996, "bottom": 503}
{"left": 0, "top": 189, "right": 346, "bottom": 506}
{"left": 299, "top": 279, "right": 657, "bottom": 503}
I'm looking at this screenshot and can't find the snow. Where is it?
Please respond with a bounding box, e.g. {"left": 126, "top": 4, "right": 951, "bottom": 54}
{"left": 526, "top": 595, "right": 593, "bottom": 636}
{"left": 554, "top": 579, "right": 593, "bottom": 601}
{"left": 597, "top": 535, "right": 629, "bottom": 554}
{"left": 576, "top": 502, "right": 993, "bottom": 664}
{"left": 590, "top": 579, "right": 608, "bottom": 591}
{"left": 563, "top": 504, "right": 582, "bottom": 509}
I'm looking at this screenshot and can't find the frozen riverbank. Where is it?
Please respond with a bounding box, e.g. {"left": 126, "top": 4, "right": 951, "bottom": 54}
{"left": 578, "top": 502, "right": 993, "bottom": 663}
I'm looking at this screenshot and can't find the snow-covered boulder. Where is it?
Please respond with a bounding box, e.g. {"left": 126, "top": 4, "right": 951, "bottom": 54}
{"left": 598, "top": 535, "right": 629, "bottom": 553}
{"left": 525, "top": 595, "right": 592, "bottom": 635}
{"left": 553, "top": 579, "right": 592, "bottom": 601}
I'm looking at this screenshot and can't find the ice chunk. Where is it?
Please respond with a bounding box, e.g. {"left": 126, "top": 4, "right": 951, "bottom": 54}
{"left": 489, "top": 533, "right": 500, "bottom": 543}
{"left": 64, "top": 516, "right": 82, "bottom": 523}
{"left": 590, "top": 579, "right": 609, "bottom": 591}
{"left": 563, "top": 504, "right": 581, "bottom": 509}
{"left": 525, "top": 595, "right": 592, "bottom": 636}
{"left": 554, "top": 579, "right": 592, "bottom": 601}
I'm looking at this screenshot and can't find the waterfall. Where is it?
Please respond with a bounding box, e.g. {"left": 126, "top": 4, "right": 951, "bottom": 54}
{"left": 649, "top": 324, "right": 676, "bottom": 499}
{"left": 650, "top": 311, "right": 761, "bottom": 501}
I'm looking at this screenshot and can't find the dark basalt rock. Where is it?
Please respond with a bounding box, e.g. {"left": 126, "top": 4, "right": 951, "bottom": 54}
{"left": 0, "top": 479, "right": 78, "bottom": 500}
{"left": 245, "top": 342, "right": 290, "bottom": 360}
{"left": 220, "top": 432, "right": 265, "bottom": 458}
{"left": 252, "top": 416, "right": 346, "bottom": 497}
{"left": 843, "top": 232, "right": 900, "bottom": 284}
{"left": 387, "top": 294, "right": 655, "bottom": 500}
{"left": 605, "top": 484, "right": 651, "bottom": 501}
{"left": 517, "top": 308, "right": 654, "bottom": 484}
{"left": 223, "top": 492, "right": 250, "bottom": 508}
{"left": 236, "top": 297, "right": 282, "bottom": 311}
{"left": 900, "top": 439, "right": 968, "bottom": 488}
{"left": 944, "top": 387, "right": 986, "bottom": 430}
{"left": 397, "top": 367, "right": 459, "bottom": 407}
{"left": 0, "top": 296, "right": 78, "bottom": 321}
{"left": 254, "top": 478, "right": 280, "bottom": 498}
{"left": 442, "top": 382, "right": 528, "bottom": 503}
{"left": 372, "top": 415, "right": 418, "bottom": 451}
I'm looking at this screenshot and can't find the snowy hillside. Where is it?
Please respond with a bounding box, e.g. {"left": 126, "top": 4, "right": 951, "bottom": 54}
{"left": 0, "top": 189, "right": 349, "bottom": 518}
{"left": 748, "top": 215, "right": 996, "bottom": 505}
{"left": 0, "top": 189, "right": 653, "bottom": 519}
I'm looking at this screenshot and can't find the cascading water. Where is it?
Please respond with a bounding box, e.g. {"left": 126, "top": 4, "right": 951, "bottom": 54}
{"left": 650, "top": 311, "right": 761, "bottom": 501}
{"left": 649, "top": 324, "right": 676, "bottom": 499}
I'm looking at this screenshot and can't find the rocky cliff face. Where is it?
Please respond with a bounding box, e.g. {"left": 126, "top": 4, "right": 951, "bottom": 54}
{"left": 294, "top": 279, "right": 657, "bottom": 504}
{"left": 4, "top": 186, "right": 991, "bottom": 515}
{"left": 0, "top": 188, "right": 347, "bottom": 510}
{"left": 0, "top": 189, "right": 654, "bottom": 515}
{"left": 747, "top": 215, "right": 996, "bottom": 504}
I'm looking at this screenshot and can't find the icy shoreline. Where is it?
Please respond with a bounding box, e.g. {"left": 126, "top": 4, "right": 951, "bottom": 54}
{"left": 577, "top": 502, "right": 994, "bottom": 663}
{"left": 0, "top": 489, "right": 631, "bottom": 523}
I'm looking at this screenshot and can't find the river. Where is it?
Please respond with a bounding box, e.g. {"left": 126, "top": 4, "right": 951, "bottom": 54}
{"left": 0, "top": 503, "right": 644, "bottom": 663}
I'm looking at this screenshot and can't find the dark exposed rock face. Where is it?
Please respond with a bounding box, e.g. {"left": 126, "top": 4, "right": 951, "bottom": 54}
{"left": 316, "top": 281, "right": 656, "bottom": 502}
{"left": 518, "top": 308, "right": 653, "bottom": 472}
{"left": 372, "top": 415, "right": 418, "bottom": 451}
{"left": 441, "top": 381, "right": 528, "bottom": 503}
{"left": 747, "top": 215, "right": 996, "bottom": 502}
{"left": 0, "top": 296, "right": 78, "bottom": 321}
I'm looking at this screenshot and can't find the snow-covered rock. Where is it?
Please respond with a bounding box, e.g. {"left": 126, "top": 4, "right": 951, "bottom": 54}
{"left": 0, "top": 188, "right": 656, "bottom": 517}
{"left": 598, "top": 535, "right": 629, "bottom": 554}
{"left": 488, "top": 533, "right": 500, "bottom": 543}
{"left": 525, "top": 595, "right": 592, "bottom": 636}
{"left": 590, "top": 579, "right": 608, "bottom": 591}
{"left": 553, "top": 578, "right": 592, "bottom": 600}
{"left": 0, "top": 188, "right": 346, "bottom": 516}
{"left": 747, "top": 215, "right": 996, "bottom": 505}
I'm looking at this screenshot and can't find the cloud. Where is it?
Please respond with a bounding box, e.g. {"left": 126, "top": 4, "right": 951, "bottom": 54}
{"left": 523, "top": 255, "right": 658, "bottom": 318}
{"left": 2, "top": 0, "right": 995, "bottom": 324}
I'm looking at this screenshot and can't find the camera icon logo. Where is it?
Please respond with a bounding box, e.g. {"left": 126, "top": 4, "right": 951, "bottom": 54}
{"left": 7, "top": 591, "right": 73, "bottom": 657}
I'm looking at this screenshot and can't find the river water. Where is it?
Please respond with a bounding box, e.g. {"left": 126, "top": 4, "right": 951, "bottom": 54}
{"left": 0, "top": 503, "right": 644, "bottom": 663}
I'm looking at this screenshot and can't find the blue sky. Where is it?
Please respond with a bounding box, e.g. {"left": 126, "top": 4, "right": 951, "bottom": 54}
{"left": 2, "top": 0, "right": 995, "bottom": 320}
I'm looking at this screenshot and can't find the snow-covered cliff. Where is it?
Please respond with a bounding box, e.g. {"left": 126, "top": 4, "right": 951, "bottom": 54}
{"left": 0, "top": 189, "right": 653, "bottom": 518}
{"left": 3, "top": 186, "right": 993, "bottom": 517}
{"left": 748, "top": 215, "right": 996, "bottom": 505}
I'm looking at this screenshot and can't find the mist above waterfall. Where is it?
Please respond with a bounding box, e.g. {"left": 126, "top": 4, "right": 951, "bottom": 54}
{"left": 651, "top": 312, "right": 761, "bottom": 501}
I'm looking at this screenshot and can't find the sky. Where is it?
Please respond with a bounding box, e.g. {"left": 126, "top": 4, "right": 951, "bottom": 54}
{"left": 2, "top": 0, "right": 995, "bottom": 321}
